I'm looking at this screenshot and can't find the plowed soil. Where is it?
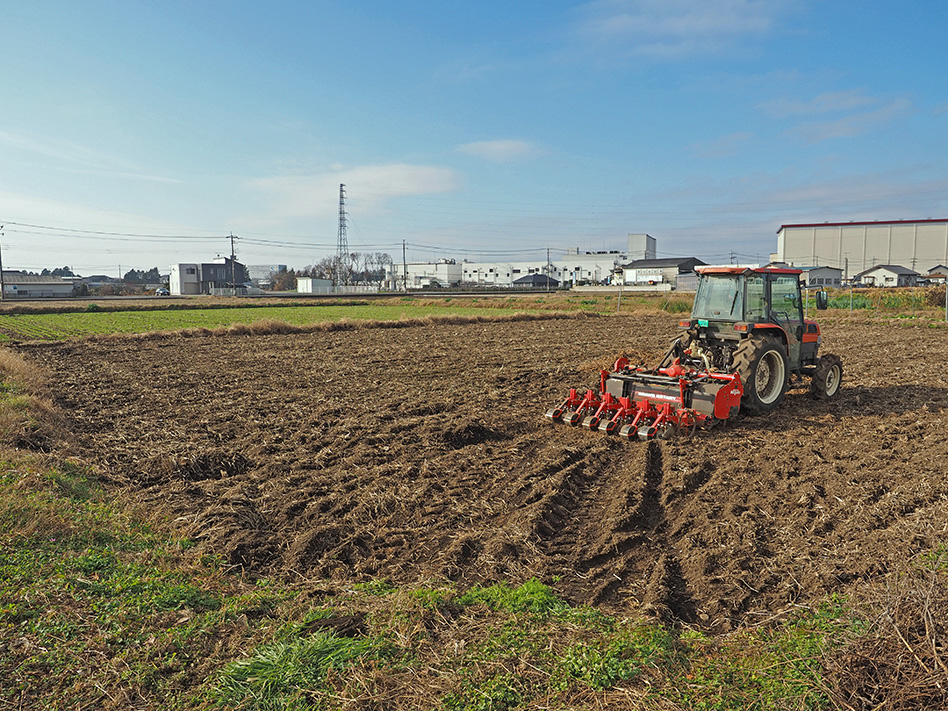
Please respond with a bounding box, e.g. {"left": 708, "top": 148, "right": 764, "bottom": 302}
{"left": 18, "top": 314, "right": 948, "bottom": 629}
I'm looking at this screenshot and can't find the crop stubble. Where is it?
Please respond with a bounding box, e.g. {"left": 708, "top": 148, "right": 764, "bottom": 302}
{"left": 19, "top": 314, "right": 948, "bottom": 628}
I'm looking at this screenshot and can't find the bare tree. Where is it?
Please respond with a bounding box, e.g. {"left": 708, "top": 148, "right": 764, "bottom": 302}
{"left": 271, "top": 268, "right": 297, "bottom": 291}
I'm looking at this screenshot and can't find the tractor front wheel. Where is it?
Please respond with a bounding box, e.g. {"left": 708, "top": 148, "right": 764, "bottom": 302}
{"left": 731, "top": 336, "right": 789, "bottom": 415}
{"left": 810, "top": 353, "right": 843, "bottom": 400}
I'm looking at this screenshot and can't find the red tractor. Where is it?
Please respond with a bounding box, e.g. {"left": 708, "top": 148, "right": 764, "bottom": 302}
{"left": 547, "top": 266, "right": 843, "bottom": 439}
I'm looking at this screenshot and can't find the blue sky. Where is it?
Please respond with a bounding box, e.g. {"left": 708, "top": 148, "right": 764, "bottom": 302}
{"left": 2, "top": 1, "right": 947, "bottom": 275}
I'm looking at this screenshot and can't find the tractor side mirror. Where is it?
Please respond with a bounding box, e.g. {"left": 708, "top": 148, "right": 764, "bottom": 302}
{"left": 816, "top": 290, "right": 828, "bottom": 310}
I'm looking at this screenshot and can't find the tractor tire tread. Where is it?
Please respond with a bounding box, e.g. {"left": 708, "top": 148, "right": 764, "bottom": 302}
{"left": 730, "top": 335, "right": 789, "bottom": 415}
{"left": 810, "top": 353, "right": 843, "bottom": 400}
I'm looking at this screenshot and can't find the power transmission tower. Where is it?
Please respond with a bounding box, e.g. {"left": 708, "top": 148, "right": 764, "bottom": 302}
{"left": 335, "top": 184, "right": 349, "bottom": 288}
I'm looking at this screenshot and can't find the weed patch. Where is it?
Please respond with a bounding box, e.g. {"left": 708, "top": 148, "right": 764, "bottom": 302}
{"left": 213, "top": 632, "right": 392, "bottom": 709}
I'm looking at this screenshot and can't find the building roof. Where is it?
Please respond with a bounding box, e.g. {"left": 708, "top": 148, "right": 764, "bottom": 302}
{"left": 513, "top": 273, "right": 559, "bottom": 286}
{"left": 927, "top": 264, "right": 948, "bottom": 274}
{"left": 4, "top": 274, "right": 71, "bottom": 285}
{"left": 778, "top": 218, "right": 948, "bottom": 232}
{"left": 854, "top": 264, "right": 920, "bottom": 277}
{"left": 620, "top": 257, "right": 705, "bottom": 270}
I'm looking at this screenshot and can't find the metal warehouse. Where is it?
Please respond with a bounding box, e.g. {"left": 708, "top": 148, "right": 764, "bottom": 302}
{"left": 775, "top": 219, "right": 948, "bottom": 279}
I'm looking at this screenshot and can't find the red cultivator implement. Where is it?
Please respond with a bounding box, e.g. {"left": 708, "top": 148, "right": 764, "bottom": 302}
{"left": 546, "top": 340, "right": 743, "bottom": 440}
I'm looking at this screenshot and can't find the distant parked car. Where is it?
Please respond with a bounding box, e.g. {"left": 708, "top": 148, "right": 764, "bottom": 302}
{"left": 155, "top": 288, "right": 170, "bottom": 296}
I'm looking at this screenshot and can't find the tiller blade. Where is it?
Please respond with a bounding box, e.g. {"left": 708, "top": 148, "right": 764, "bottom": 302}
{"left": 546, "top": 340, "right": 743, "bottom": 440}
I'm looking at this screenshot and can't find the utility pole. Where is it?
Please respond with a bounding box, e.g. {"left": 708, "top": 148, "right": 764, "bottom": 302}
{"left": 546, "top": 248, "right": 551, "bottom": 292}
{"left": 0, "top": 225, "right": 5, "bottom": 300}
{"left": 229, "top": 233, "right": 238, "bottom": 293}
{"left": 402, "top": 240, "right": 408, "bottom": 293}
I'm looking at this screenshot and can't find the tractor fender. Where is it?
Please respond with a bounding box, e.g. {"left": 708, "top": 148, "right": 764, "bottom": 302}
{"left": 748, "top": 324, "right": 789, "bottom": 352}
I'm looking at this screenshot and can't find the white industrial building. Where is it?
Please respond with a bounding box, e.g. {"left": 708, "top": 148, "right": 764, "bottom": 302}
{"left": 1, "top": 273, "right": 74, "bottom": 298}
{"left": 617, "top": 257, "right": 706, "bottom": 287}
{"left": 391, "top": 260, "right": 463, "bottom": 289}
{"left": 774, "top": 219, "right": 948, "bottom": 279}
{"left": 247, "top": 264, "right": 287, "bottom": 287}
{"left": 389, "top": 234, "right": 657, "bottom": 289}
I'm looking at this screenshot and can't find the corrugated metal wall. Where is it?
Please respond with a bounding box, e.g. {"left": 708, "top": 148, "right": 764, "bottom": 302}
{"left": 778, "top": 221, "right": 948, "bottom": 278}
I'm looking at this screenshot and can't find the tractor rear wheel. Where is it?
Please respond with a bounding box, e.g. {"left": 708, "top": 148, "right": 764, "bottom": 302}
{"left": 731, "top": 336, "right": 789, "bottom": 415}
{"left": 810, "top": 353, "right": 843, "bottom": 400}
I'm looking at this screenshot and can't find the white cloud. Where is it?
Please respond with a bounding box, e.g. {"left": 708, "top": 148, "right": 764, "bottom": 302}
{"left": 0, "top": 128, "right": 102, "bottom": 165}
{"left": 0, "top": 128, "right": 177, "bottom": 183}
{"left": 249, "top": 163, "right": 462, "bottom": 219}
{"left": 575, "top": 0, "right": 791, "bottom": 59}
{"left": 786, "top": 97, "right": 912, "bottom": 144}
{"left": 0, "top": 189, "right": 185, "bottom": 231}
{"left": 455, "top": 140, "right": 544, "bottom": 163}
{"left": 758, "top": 90, "right": 876, "bottom": 117}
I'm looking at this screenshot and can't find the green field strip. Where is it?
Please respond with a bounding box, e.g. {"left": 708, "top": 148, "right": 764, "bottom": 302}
{"left": 0, "top": 304, "right": 538, "bottom": 341}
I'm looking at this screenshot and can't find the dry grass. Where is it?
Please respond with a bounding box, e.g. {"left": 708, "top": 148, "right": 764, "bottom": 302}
{"left": 0, "top": 347, "right": 47, "bottom": 392}
{"left": 828, "top": 549, "right": 948, "bottom": 710}
{"left": 0, "top": 348, "right": 62, "bottom": 452}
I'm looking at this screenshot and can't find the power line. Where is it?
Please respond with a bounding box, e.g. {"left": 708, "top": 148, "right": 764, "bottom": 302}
{"left": 0, "top": 220, "right": 226, "bottom": 240}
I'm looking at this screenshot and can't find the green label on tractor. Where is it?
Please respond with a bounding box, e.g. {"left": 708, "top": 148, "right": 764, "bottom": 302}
{"left": 698, "top": 319, "right": 709, "bottom": 327}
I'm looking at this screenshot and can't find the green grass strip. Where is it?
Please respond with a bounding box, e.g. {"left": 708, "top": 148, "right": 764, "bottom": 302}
{"left": 0, "top": 304, "right": 538, "bottom": 341}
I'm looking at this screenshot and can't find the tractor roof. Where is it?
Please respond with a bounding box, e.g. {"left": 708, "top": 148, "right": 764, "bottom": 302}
{"left": 695, "top": 265, "right": 803, "bottom": 276}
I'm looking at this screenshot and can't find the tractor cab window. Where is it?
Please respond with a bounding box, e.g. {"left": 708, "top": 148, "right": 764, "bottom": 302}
{"left": 769, "top": 276, "right": 803, "bottom": 328}
{"left": 692, "top": 274, "right": 743, "bottom": 321}
{"left": 745, "top": 274, "right": 766, "bottom": 322}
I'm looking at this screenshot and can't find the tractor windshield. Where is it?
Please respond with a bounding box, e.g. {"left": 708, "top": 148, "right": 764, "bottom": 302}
{"left": 692, "top": 274, "right": 743, "bottom": 321}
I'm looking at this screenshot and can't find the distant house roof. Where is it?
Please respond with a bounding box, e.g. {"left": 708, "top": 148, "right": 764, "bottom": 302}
{"left": 927, "top": 264, "right": 948, "bottom": 275}
{"left": 620, "top": 257, "right": 706, "bottom": 271}
{"left": 78, "top": 274, "right": 119, "bottom": 285}
{"left": 4, "top": 274, "right": 71, "bottom": 285}
{"left": 798, "top": 265, "right": 842, "bottom": 272}
{"left": 854, "top": 264, "right": 919, "bottom": 278}
{"left": 513, "top": 273, "right": 559, "bottom": 287}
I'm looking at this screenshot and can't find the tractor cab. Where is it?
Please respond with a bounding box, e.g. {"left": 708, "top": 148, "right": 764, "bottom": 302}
{"left": 685, "top": 266, "right": 826, "bottom": 373}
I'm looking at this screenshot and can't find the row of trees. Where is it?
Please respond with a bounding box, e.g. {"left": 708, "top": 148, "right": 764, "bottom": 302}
{"left": 122, "top": 267, "right": 163, "bottom": 283}
{"left": 308, "top": 252, "right": 394, "bottom": 286}
{"left": 25, "top": 266, "right": 165, "bottom": 283}
{"left": 269, "top": 252, "right": 393, "bottom": 290}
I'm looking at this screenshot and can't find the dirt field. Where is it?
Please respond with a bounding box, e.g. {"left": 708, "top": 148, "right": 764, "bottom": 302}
{"left": 18, "top": 314, "right": 948, "bottom": 629}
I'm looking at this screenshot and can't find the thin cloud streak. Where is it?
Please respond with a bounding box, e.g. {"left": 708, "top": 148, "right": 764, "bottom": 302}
{"left": 0, "top": 128, "right": 177, "bottom": 183}
{"left": 758, "top": 90, "right": 877, "bottom": 117}
{"left": 691, "top": 132, "right": 754, "bottom": 159}
{"left": 786, "top": 98, "right": 912, "bottom": 144}
{"left": 455, "top": 140, "right": 544, "bottom": 163}
{"left": 574, "top": 0, "right": 791, "bottom": 59}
